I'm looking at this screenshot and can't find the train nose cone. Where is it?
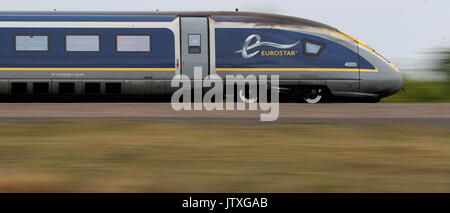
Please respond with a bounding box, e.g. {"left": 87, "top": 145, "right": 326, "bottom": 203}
{"left": 386, "top": 67, "right": 403, "bottom": 96}
{"left": 392, "top": 70, "right": 403, "bottom": 93}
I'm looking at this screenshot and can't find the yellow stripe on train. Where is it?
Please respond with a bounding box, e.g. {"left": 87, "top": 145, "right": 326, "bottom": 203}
{"left": 0, "top": 67, "right": 176, "bottom": 71}
{"left": 216, "top": 68, "right": 378, "bottom": 72}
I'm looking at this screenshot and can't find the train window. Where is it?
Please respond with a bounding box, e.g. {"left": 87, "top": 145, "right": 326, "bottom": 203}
{"left": 302, "top": 39, "right": 325, "bottom": 57}
{"left": 188, "top": 34, "right": 201, "bottom": 54}
{"left": 116, "top": 35, "right": 151, "bottom": 52}
{"left": 66, "top": 35, "right": 100, "bottom": 52}
{"left": 11, "top": 82, "right": 28, "bottom": 94}
{"left": 15, "top": 34, "right": 49, "bottom": 52}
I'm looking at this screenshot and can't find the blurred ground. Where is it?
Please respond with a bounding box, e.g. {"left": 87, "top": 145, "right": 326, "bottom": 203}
{"left": 0, "top": 103, "right": 448, "bottom": 119}
{"left": 0, "top": 103, "right": 449, "bottom": 192}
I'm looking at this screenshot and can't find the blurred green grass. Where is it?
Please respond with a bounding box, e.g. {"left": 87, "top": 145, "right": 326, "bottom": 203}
{"left": 0, "top": 119, "right": 449, "bottom": 192}
{"left": 383, "top": 50, "right": 449, "bottom": 103}
{"left": 382, "top": 80, "right": 450, "bottom": 103}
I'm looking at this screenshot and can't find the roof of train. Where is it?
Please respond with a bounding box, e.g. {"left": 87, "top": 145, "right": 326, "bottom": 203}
{"left": 0, "top": 11, "right": 336, "bottom": 30}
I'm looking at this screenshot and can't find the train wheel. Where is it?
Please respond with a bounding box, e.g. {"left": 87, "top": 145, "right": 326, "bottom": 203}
{"left": 238, "top": 88, "right": 258, "bottom": 103}
{"left": 303, "top": 88, "right": 323, "bottom": 104}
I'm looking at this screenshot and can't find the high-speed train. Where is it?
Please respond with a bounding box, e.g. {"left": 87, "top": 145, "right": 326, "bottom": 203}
{"left": 0, "top": 11, "right": 402, "bottom": 103}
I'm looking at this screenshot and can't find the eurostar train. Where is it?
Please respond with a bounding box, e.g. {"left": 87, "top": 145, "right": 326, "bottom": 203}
{"left": 0, "top": 11, "right": 402, "bottom": 103}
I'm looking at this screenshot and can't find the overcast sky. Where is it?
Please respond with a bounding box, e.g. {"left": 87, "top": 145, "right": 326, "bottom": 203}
{"left": 1, "top": 0, "right": 449, "bottom": 62}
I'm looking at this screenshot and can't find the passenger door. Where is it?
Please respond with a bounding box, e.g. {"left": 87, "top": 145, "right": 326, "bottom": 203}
{"left": 180, "top": 17, "right": 209, "bottom": 79}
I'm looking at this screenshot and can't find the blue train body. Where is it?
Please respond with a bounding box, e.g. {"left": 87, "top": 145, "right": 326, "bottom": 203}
{"left": 0, "top": 28, "right": 175, "bottom": 68}
{"left": 215, "top": 28, "right": 374, "bottom": 70}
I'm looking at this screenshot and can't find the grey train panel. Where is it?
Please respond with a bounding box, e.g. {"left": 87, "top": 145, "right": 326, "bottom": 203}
{"left": 326, "top": 80, "right": 359, "bottom": 93}
{"left": 358, "top": 46, "right": 402, "bottom": 98}
{"left": 149, "top": 80, "right": 172, "bottom": 95}
{"left": 0, "top": 80, "right": 8, "bottom": 95}
{"left": 122, "top": 80, "right": 151, "bottom": 95}
{"left": 180, "top": 17, "right": 209, "bottom": 79}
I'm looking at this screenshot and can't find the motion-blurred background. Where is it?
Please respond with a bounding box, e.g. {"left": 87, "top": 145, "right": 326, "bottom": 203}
{"left": 0, "top": 0, "right": 449, "bottom": 193}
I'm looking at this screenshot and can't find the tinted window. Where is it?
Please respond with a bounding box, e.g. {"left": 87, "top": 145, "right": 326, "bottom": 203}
{"left": 302, "top": 39, "right": 325, "bottom": 56}
{"left": 188, "top": 34, "right": 201, "bottom": 46}
{"left": 15, "top": 35, "right": 48, "bottom": 52}
{"left": 188, "top": 34, "right": 201, "bottom": 54}
{"left": 116, "top": 35, "right": 151, "bottom": 52}
{"left": 11, "top": 82, "right": 28, "bottom": 94}
{"left": 306, "top": 43, "right": 321, "bottom": 54}
{"left": 66, "top": 35, "right": 100, "bottom": 52}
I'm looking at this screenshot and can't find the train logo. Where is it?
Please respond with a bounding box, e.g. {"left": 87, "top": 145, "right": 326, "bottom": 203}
{"left": 235, "top": 34, "right": 300, "bottom": 59}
